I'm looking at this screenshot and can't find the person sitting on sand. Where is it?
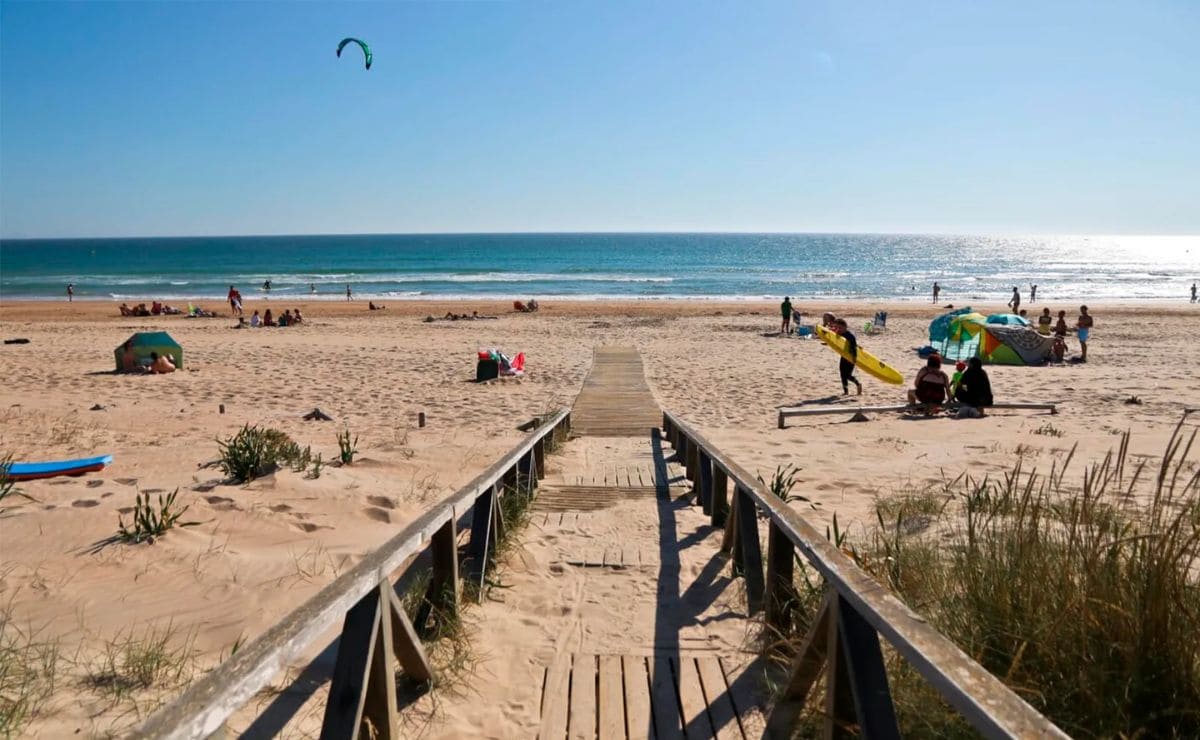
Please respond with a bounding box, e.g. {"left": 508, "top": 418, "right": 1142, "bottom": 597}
{"left": 250, "top": 310, "right": 261, "bottom": 328}
{"left": 528, "top": 298, "right": 539, "bottom": 312}
{"left": 1054, "top": 310, "right": 1068, "bottom": 337}
{"left": 954, "top": 357, "right": 993, "bottom": 415}
{"left": 135, "top": 303, "right": 151, "bottom": 317}
{"left": 278, "top": 310, "right": 290, "bottom": 327}
{"left": 151, "top": 301, "right": 163, "bottom": 315}
{"left": 263, "top": 308, "right": 275, "bottom": 327}
{"left": 1051, "top": 333, "right": 1067, "bottom": 363}
{"left": 120, "top": 340, "right": 140, "bottom": 372}
{"left": 369, "top": 302, "right": 385, "bottom": 310}
{"left": 907, "top": 355, "right": 952, "bottom": 408}
{"left": 148, "top": 351, "right": 175, "bottom": 374}
{"left": 1037, "top": 308, "right": 1053, "bottom": 335}
{"left": 119, "top": 303, "right": 133, "bottom": 316}
{"left": 292, "top": 308, "right": 303, "bottom": 324}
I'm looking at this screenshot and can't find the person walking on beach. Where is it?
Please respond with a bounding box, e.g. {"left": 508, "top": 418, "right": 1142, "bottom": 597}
{"left": 66, "top": 283, "right": 74, "bottom": 302}
{"left": 1030, "top": 284, "right": 1038, "bottom": 302}
{"left": 780, "top": 296, "right": 793, "bottom": 335}
{"left": 932, "top": 281, "right": 940, "bottom": 304}
{"left": 227, "top": 285, "right": 243, "bottom": 316}
{"left": 831, "top": 318, "right": 862, "bottom": 395}
{"left": 346, "top": 284, "right": 352, "bottom": 301}
{"left": 1077, "top": 305, "right": 1094, "bottom": 362}
{"left": 1192, "top": 282, "right": 1197, "bottom": 303}
{"left": 1008, "top": 286, "right": 1021, "bottom": 315}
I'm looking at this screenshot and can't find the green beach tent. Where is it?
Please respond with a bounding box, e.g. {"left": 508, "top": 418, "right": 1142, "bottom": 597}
{"left": 115, "top": 331, "right": 183, "bottom": 371}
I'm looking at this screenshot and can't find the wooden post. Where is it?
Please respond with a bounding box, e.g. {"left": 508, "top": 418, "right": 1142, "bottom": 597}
{"left": 837, "top": 595, "right": 901, "bottom": 739}
{"left": 534, "top": 437, "right": 546, "bottom": 481}
{"left": 777, "top": 409, "right": 785, "bottom": 429}
{"left": 711, "top": 467, "right": 729, "bottom": 528}
{"left": 721, "top": 483, "right": 738, "bottom": 558}
{"left": 418, "top": 411, "right": 426, "bottom": 428}
{"left": 517, "top": 452, "right": 533, "bottom": 495}
{"left": 320, "top": 586, "right": 398, "bottom": 740}
{"left": 698, "top": 452, "right": 713, "bottom": 516}
{"left": 824, "top": 596, "right": 856, "bottom": 740}
{"left": 736, "top": 488, "right": 765, "bottom": 614}
{"left": 415, "top": 518, "right": 459, "bottom": 639}
{"left": 685, "top": 436, "right": 699, "bottom": 483}
{"left": 491, "top": 482, "right": 506, "bottom": 548}
{"left": 463, "top": 486, "right": 496, "bottom": 600}
{"left": 766, "top": 521, "right": 797, "bottom": 634}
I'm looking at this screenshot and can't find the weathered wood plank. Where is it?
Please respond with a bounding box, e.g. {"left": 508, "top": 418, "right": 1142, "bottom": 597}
{"left": 824, "top": 597, "right": 856, "bottom": 740}
{"left": 598, "top": 655, "right": 625, "bottom": 740}
{"left": 363, "top": 583, "right": 399, "bottom": 740}
{"left": 387, "top": 589, "right": 433, "bottom": 685}
{"left": 675, "top": 656, "right": 716, "bottom": 739}
{"left": 698, "top": 452, "right": 713, "bottom": 516}
{"left": 540, "top": 658, "right": 571, "bottom": 740}
{"left": 695, "top": 656, "right": 741, "bottom": 740}
{"left": 777, "top": 401, "right": 1058, "bottom": 425}
{"left": 414, "top": 518, "right": 459, "bottom": 639}
{"left": 319, "top": 590, "right": 382, "bottom": 740}
{"left": 711, "top": 467, "right": 729, "bottom": 528}
{"left": 570, "top": 654, "right": 597, "bottom": 740}
{"left": 623, "top": 655, "right": 653, "bottom": 740}
{"left": 650, "top": 656, "right": 683, "bottom": 740}
{"left": 765, "top": 522, "right": 797, "bottom": 635}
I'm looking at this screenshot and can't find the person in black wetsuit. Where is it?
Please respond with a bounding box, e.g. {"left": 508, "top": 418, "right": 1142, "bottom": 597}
{"left": 832, "top": 318, "right": 862, "bottom": 395}
{"left": 954, "top": 356, "right": 993, "bottom": 412}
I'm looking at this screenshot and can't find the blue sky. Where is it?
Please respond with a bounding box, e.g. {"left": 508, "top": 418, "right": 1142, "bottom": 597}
{"left": 1, "top": 1, "right": 1197, "bottom": 238}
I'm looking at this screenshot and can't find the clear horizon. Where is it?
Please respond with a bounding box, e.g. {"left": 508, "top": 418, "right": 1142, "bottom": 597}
{"left": 2, "top": 1, "right": 1198, "bottom": 239}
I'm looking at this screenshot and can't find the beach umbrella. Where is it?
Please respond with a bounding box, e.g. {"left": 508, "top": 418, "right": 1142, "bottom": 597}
{"left": 986, "top": 313, "right": 1031, "bottom": 326}
{"left": 947, "top": 313, "right": 987, "bottom": 342}
{"left": 115, "top": 331, "right": 183, "bottom": 371}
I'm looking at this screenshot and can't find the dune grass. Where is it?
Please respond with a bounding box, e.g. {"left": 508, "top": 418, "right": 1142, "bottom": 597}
{"left": 216, "top": 425, "right": 313, "bottom": 482}
{"left": 771, "top": 415, "right": 1200, "bottom": 738}
{"left": 0, "top": 604, "right": 61, "bottom": 736}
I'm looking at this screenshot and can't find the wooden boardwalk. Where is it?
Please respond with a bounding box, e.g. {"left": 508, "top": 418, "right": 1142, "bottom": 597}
{"left": 570, "top": 346, "right": 662, "bottom": 437}
{"left": 430, "top": 349, "right": 765, "bottom": 738}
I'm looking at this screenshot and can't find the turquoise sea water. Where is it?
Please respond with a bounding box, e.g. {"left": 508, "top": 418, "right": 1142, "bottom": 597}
{"left": 0, "top": 233, "right": 1196, "bottom": 302}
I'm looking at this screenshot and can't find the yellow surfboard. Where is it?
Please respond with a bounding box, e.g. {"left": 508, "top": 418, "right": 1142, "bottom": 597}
{"left": 815, "top": 325, "right": 904, "bottom": 385}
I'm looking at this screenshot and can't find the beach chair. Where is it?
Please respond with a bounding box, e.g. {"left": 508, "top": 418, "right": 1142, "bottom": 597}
{"left": 866, "top": 310, "right": 888, "bottom": 334}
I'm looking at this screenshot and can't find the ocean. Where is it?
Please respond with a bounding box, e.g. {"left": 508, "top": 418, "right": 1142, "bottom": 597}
{"left": 0, "top": 233, "right": 1196, "bottom": 303}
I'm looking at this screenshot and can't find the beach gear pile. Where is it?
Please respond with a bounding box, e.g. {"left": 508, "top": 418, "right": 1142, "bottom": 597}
{"left": 929, "top": 307, "right": 1052, "bottom": 365}
{"left": 476, "top": 348, "right": 525, "bottom": 381}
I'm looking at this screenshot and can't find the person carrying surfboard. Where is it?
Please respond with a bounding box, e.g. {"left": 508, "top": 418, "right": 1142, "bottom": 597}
{"left": 832, "top": 318, "right": 862, "bottom": 395}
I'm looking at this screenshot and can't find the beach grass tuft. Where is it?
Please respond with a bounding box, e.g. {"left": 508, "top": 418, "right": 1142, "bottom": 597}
{"left": 769, "top": 416, "right": 1200, "bottom": 737}
{"left": 337, "top": 428, "right": 358, "bottom": 465}
{"left": 216, "top": 424, "right": 309, "bottom": 482}
{"left": 0, "top": 604, "right": 61, "bottom": 736}
{"left": 85, "top": 622, "right": 197, "bottom": 703}
{"left": 116, "top": 489, "right": 191, "bottom": 544}
{"left": 0, "top": 454, "right": 29, "bottom": 510}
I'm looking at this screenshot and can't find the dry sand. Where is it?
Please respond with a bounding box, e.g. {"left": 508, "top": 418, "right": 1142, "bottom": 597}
{"left": 1, "top": 298, "right": 1197, "bottom": 736}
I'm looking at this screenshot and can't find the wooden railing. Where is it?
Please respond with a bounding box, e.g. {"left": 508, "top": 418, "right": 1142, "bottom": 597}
{"left": 132, "top": 410, "right": 571, "bottom": 740}
{"left": 662, "top": 410, "right": 1069, "bottom": 739}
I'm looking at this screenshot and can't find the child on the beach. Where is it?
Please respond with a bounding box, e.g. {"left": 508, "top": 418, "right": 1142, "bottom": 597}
{"left": 1077, "top": 306, "right": 1094, "bottom": 362}
{"left": 1054, "top": 310, "right": 1068, "bottom": 336}
{"left": 1037, "top": 308, "right": 1053, "bottom": 335}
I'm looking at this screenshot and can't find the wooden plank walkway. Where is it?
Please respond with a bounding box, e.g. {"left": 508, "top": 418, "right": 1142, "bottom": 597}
{"left": 570, "top": 346, "right": 663, "bottom": 437}
{"left": 430, "top": 404, "right": 766, "bottom": 737}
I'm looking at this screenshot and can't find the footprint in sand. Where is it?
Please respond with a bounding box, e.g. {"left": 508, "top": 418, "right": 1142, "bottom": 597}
{"left": 366, "top": 496, "right": 396, "bottom": 510}
{"left": 270, "top": 504, "right": 293, "bottom": 513}
{"left": 291, "top": 521, "right": 327, "bottom": 533}
{"left": 117, "top": 506, "right": 134, "bottom": 514}
{"left": 86, "top": 480, "right": 104, "bottom": 488}
{"left": 115, "top": 477, "right": 138, "bottom": 486}
{"left": 362, "top": 507, "right": 391, "bottom": 523}
{"left": 71, "top": 499, "right": 100, "bottom": 508}
{"left": 204, "top": 495, "right": 241, "bottom": 511}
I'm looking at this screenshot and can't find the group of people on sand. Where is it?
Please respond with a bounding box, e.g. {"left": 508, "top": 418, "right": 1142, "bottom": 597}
{"left": 119, "top": 301, "right": 182, "bottom": 316}
{"left": 235, "top": 308, "right": 303, "bottom": 328}
{"left": 118, "top": 340, "right": 176, "bottom": 374}
{"left": 822, "top": 312, "right": 993, "bottom": 418}
{"left": 1035, "top": 305, "right": 1095, "bottom": 362}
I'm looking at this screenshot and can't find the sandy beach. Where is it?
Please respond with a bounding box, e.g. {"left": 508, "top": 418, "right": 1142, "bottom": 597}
{"left": 2, "top": 297, "right": 1198, "bottom": 736}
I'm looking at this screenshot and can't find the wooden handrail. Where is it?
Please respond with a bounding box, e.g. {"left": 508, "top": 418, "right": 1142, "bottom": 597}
{"left": 662, "top": 410, "right": 1069, "bottom": 739}
{"left": 132, "top": 409, "right": 570, "bottom": 740}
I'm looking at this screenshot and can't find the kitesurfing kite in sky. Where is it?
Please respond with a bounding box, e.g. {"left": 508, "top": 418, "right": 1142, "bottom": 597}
{"left": 336, "top": 38, "right": 371, "bottom": 70}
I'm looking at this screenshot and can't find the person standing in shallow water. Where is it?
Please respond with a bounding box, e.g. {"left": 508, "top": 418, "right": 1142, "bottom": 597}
{"left": 1030, "top": 284, "right": 1038, "bottom": 303}
{"left": 1008, "top": 286, "right": 1021, "bottom": 315}
{"left": 66, "top": 283, "right": 74, "bottom": 302}
{"left": 831, "top": 318, "right": 862, "bottom": 395}
{"left": 932, "top": 281, "right": 940, "bottom": 304}
{"left": 780, "top": 296, "right": 793, "bottom": 335}
{"left": 346, "top": 284, "right": 352, "bottom": 301}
